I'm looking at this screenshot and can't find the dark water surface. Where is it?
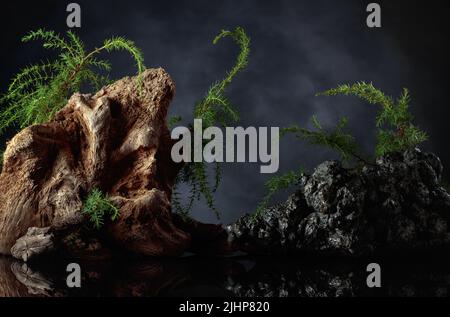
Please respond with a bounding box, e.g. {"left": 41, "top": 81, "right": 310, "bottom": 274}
{"left": 1, "top": 253, "right": 449, "bottom": 297}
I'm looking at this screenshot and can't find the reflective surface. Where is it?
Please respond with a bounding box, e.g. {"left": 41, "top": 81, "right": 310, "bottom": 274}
{"left": 1, "top": 253, "right": 449, "bottom": 297}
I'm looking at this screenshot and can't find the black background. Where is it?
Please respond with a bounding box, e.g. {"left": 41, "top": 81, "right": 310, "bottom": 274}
{"left": 1, "top": 0, "right": 449, "bottom": 224}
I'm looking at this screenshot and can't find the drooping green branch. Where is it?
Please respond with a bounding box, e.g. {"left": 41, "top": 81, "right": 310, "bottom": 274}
{"left": 0, "top": 29, "right": 145, "bottom": 134}
{"left": 194, "top": 27, "right": 250, "bottom": 128}
{"left": 172, "top": 27, "right": 250, "bottom": 218}
{"left": 211, "top": 27, "right": 250, "bottom": 94}
{"left": 318, "top": 82, "right": 427, "bottom": 157}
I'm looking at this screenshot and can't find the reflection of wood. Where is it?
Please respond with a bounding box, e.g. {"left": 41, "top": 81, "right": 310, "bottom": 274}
{"left": 0, "top": 69, "right": 191, "bottom": 259}
{"left": 0, "top": 255, "right": 244, "bottom": 297}
{"left": 0, "top": 257, "right": 36, "bottom": 297}
{"left": 10, "top": 262, "right": 54, "bottom": 296}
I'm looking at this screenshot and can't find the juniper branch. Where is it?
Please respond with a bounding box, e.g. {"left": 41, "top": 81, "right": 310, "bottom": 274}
{"left": 318, "top": 82, "right": 427, "bottom": 157}
{"left": 173, "top": 27, "right": 250, "bottom": 218}
{"left": 0, "top": 29, "right": 145, "bottom": 135}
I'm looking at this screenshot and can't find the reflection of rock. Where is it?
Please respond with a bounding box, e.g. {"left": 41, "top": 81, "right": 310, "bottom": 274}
{"left": 225, "top": 259, "right": 359, "bottom": 297}
{"left": 224, "top": 255, "right": 450, "bottom": 297}
{"left": 228, "top": 149, "right": 450, "bottom": 255}
{"left": 0, "top": 68, "right": 229, "bottom": 261}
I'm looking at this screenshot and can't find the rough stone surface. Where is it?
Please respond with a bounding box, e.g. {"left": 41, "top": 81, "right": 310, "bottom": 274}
{"left": 0, "top": 68, "right": 226, "bottom": 260}
{"left": 228, "top": 148, "right": 450, "bottom": 255}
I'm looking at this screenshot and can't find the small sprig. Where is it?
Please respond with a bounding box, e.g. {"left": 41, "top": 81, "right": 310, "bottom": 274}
{"left": 82, "top": 188, "right": 120, "bottom": 230}
{"left": 194, "top": 26, "right": 250, "bottom": 128}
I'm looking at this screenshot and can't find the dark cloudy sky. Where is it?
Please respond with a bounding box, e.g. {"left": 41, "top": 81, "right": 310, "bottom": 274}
{"left": 1, "top": 0, "right": 449, "bottom": 224}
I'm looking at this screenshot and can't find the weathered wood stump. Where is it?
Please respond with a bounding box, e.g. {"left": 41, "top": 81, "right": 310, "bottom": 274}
{"left": 0, "top": 68, "right": 229, "bottom": 261}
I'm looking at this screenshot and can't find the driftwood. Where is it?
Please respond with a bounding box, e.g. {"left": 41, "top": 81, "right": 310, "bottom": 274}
{"left": 0, "top": 68, "right": 229, "bottom": 261}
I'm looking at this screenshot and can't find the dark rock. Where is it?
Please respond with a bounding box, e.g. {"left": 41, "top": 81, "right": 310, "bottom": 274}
{"left": 228, "top": 148, "right": 450, "bottom": 256}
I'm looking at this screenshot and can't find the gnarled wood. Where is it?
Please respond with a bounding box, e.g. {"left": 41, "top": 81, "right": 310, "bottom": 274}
{"left": 0, "top": 68, "right": 193, "bottom": 259}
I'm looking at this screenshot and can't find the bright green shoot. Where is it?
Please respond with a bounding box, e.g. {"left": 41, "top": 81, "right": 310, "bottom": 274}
{"left": 82, "top": 188, "right": 120, "bottom": 230}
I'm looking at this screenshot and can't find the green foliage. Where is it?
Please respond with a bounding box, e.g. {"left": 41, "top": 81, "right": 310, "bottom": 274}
{"left": 319, "top": 82, "right": 428, "bottom": 157}
{"left": 253, "top": 167, "right": 304, "bottom": 219}
{"left": 194, "top": 27, "right": 250, "bottom": 128}
{"left": 0, "top": 29, "right": 145, "bottom": 135}
{"left": 82, "top": 188, "right": 120, "bottom": 229}
{"left": 103, "top": 36, "right": 145, "bottom": 74}
{"left": 168, "top": 115, "right": 182, "bottom": 128}
{"left": 281, "top": 116, "right": 361, "bottom": 163}
{"left": 319, "top": 82, "right": 394, "bottom": 108}
{"left": 172, "top": 27, "right": 250, "bottom": 218}
{"left": 253, "top": 116, "right": 364, "bottom": 218}
{"left": 254, "top": 83, "right": 428, "bottom": 218}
